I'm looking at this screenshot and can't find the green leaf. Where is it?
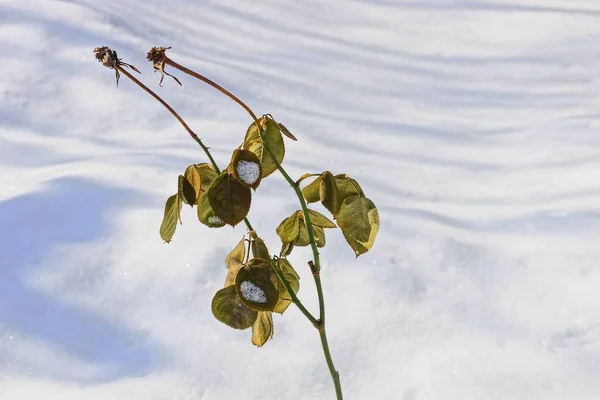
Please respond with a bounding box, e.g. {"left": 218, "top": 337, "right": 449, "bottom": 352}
{"left": 160, "top": 194, "right": 181, "bottom": 243}
{"left": 337, "top": 195, "right": 380, "bottom": 257}
{"left": 243, "top": 117, "right": 285, "bottom": 178}
{"left": 276, "top": 211, "right": 301, "bottom": 244}
{"left": 231, "top": 149, "right": 263, "bottom": 189}
{"left": 181, "top": 165, "right": 202, "bottom": 205}
{"left": 301, "top": 176, "right": 321, "bottom": 203}
{"left": 251, "top": 311, "right": 274, "bottom": 347}
{"left": 197, "top": 192, "right": 226, "bottom": 228}
{"left": 252, "top": 237, "right": 270, "bottom": 260}
{"left": 273, "top": 258, "right": 300, "bottom": 314}
{"left": 208, "top": 172, "right": 252, "bottom": 226}
{"left": 211, "top": 286, "right": 258, "bottom": 330}
{"left": 306, "top": 209, "right": 336, "bottom": 228}
{"left": 235, "top": 259, "right": 279, "bottom": 312}
{"left": 320, "top": 171, "right": 340, "bottom": 217}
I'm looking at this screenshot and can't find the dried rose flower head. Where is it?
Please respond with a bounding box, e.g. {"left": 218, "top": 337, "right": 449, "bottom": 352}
{"left": 94, "top": 46, "right": 140, "bottom": 86}
{"left": 146, "top": 46, "right": 181, "bottom": 87}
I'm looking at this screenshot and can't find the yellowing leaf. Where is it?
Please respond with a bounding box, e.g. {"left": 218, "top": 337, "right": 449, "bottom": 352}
{"left": 181, "top": 164, "right": 202, "bottom": 205}
{"left": 159, "top": 194, "right": 181, "bottom": 243}
{"left": 314, "top": 225, "right": 326, "bottom": 248}
{"left": 273, "top": 258, "right": 300, "bottom": 314}
{"left": 224, "top": 259, "right": 243, "bottom": 287}
{"left": 176, "top": 176, "right": 184, "bottom": 223}
{"left": 301, "top": 176, "right": 321, "bottom": 203}
{"left": 306, "top": 209, "right": 336, "bottom": 229}
{"left": 196, "top": 163, "right": 219, "bottom": 193}
{"left": 225, "top": 237, "right": 247, "bottom": 269}
{"left": 335, "top": 174, "right": 364, "bottom": 202}
{"left": 243, "top": 117, "right": 285, "bottom": 178}
{"left": 251, "top": 311, "right": 274, "bottom": 347}
{"left": 337, "top": 195, "right": 380, "bottom": 257}
{"left": 211, "top": 286, "right": 258, "bottom": 330}
{"left": 294, "top": 219, "right": 311, "bottom": 247}
{"left": 320, "top": 171, "right": 340, "bottom": 217}
{"left": 276, "top": 211, "right": 301, "bottom": 244}
{"left": 207, "top": 172, "right": 252, "bottom": 226}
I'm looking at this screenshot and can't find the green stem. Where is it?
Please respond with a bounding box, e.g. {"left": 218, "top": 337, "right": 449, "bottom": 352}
{"left": 312, "top": 267, "right": 342, "bottom": 398}
{"left": 117, "top": 65, "right": 253, "bottom": 232}
{"left": 165, "top": 59, "right": 343, "bottom": 400}
{"left": 269, "top": 258, "right": 318, "bottom": 326}
{"left": 117, "top": 62, "right": 300, "bottom": 313}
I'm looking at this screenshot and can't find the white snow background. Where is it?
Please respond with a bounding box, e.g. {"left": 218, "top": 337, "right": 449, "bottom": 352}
{"left": 1, "top": 0, "right": 600, "bottom": 399}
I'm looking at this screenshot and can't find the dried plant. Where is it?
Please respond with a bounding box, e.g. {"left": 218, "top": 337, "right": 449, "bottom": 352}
{"left": 94, "top": 46, "right": 380, "bottom": 400}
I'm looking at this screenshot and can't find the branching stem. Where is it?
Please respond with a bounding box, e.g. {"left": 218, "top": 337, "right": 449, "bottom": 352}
{"left": 167, "top": 59, "right": 343, "bottom": 400}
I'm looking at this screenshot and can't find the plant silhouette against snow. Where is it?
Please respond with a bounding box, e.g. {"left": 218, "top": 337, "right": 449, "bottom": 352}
{"left": 94, "top": 46, "right": 380, "bottom": 400}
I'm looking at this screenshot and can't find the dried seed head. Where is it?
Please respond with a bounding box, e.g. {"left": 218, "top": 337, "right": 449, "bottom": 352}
{"left": 93, "top": 46, "right": 140, "bottom": 87}
{"left": 94, "top": 46, "right": 117, "bottom": 69}
{"left": 147, "top": 46, "right": 181, "bottom": 86}
{"left": 147, "top": 46, "right": 169, "bottom": 66}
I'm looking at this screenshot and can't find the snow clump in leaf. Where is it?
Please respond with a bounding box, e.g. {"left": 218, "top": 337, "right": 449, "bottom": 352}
{"left": 236, "top": 160, "right": 261, "bottom": 186}
{"left": 240, "top": 280, "right": 267, "bottom": 303}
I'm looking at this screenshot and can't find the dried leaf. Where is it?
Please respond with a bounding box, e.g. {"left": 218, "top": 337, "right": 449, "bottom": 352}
{"left": 277, "top": 123, "right": 298, "bottom": 141}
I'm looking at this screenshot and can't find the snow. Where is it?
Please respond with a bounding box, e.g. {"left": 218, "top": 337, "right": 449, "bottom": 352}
{"left": 207, "top": 215, "right": 224, "bottom": 226}
{"left": 236, "top": 160, "right": 260, "bottom": 186}
{"left": 1, "top": 0, "right": 600, "bottom": 399}
{"left": 239, "top": 281, "right": 267, "bottom": 304}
